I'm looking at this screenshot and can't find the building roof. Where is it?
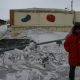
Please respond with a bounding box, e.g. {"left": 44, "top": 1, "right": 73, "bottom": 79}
{"left": 0, "top": 19, "right": 6, "bottom": 24}
{"left": 10, "top": 8, "right": 74, "bottom": 13}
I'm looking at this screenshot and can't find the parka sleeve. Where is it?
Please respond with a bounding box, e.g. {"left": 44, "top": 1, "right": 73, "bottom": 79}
{"left": 64, "top": 35, "right": 71, "bottom": 52}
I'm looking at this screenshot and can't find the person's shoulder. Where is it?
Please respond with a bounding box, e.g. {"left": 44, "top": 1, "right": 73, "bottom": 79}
{"left": 65, "top": 33, "right": 76, "bottom": 40}
{"left": 66, "top": 33, "right": 72, "bottom": 38}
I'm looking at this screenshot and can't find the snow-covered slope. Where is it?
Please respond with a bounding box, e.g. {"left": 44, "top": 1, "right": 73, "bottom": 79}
{"left": 0, "top": 29, "right": 80, "bottom": 80}
{"left": 17, "top": 29, "right": 68, "bottom": 43}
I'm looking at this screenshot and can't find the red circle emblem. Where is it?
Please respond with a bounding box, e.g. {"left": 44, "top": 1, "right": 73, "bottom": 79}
{"left": 47, "top": 14, "right": 55, "bottom": 22}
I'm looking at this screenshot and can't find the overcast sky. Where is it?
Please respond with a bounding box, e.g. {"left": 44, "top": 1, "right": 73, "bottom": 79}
{"left": 0, "top": 0, "right": 80, "bottom": 19}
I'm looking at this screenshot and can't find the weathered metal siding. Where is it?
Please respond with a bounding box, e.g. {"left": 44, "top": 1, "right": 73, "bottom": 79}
{"left": 10, "top": 10, "right": 14, "bottom": 25}
{"left": 13, "top": 11, "right": 73, "bottom": 27}
{"left": 75, "top": 12, "right": 80, "bottom": 22}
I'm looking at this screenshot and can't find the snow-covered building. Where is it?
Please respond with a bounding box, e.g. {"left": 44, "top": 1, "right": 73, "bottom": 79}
{"left": 10, "top": 8, "right": 80, "bottom": 36}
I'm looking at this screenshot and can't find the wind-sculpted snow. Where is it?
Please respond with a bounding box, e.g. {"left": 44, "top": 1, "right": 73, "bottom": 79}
{"left": 0, "top": 41, "right": 70, "bottom": 80}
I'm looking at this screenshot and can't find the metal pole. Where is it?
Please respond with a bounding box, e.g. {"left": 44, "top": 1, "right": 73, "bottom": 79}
{"left": 71, "top": 0, "right": 73, "bottom": 11}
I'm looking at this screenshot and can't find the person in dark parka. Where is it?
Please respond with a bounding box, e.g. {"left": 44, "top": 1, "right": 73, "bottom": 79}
{"left": 64, "top": 23, "right": 80, "bottom": 80}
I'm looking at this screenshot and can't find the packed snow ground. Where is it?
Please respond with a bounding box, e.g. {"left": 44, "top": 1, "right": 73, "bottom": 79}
{"left": 0, "top": 28, "right": 80, "bottom": 80}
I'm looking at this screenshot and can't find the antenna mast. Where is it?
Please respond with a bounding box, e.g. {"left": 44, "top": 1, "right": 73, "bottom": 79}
{"left": 71, "top": 0, "right": 73, "bottom": 11}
